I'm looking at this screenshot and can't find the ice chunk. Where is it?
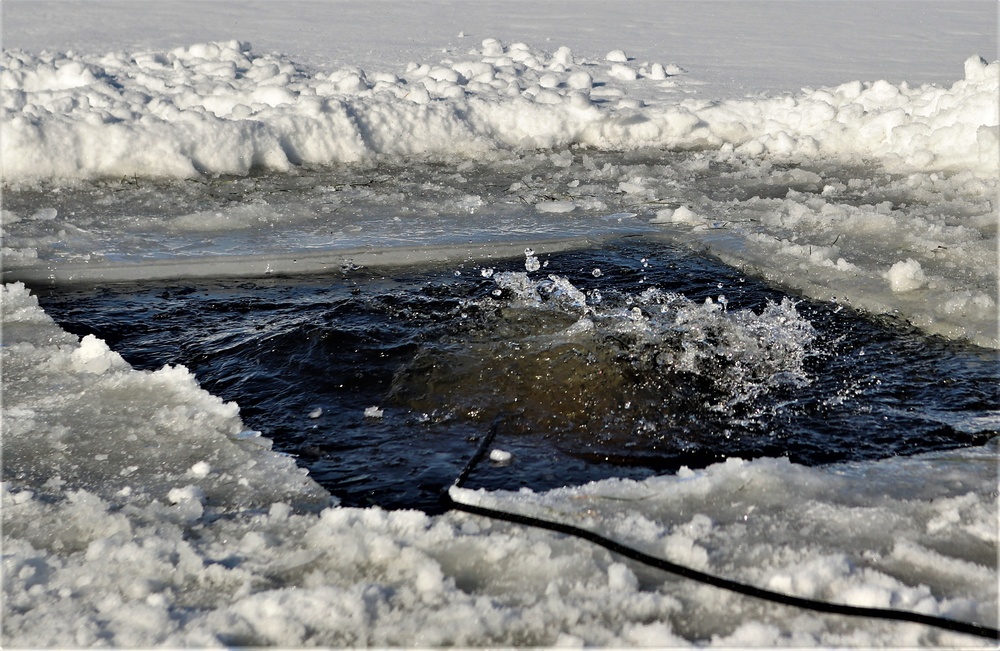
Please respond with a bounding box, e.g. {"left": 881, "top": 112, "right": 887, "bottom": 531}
{"left": 480, "top": 38, "right": 504, "bottom": 57}
{"left": 551, "top": 46, "right": 574, "bottom": 68}
{"left": 70, "top": 334, "right": 125, "bottom": 375}
{"left": 188, "top": 461, "right": 211, "bottom": 478}
{"left": 489, "top": 449, "right": 512, "bottom": 463}
{"left": 885, "top": 258, "right": 927, "bottom": 292}
{"left": 566, "top": 70, "right": 593, "bottom": 90}
{"left": 647, "top": 63, "right": 668, "bottom": 80}
{"left": 609, "top": 64, "right": 638, "bottom": 81}
{"left": 650, "top": 205, "right": 701, "bottom": 224}
{"left": 29, "top": 208, "right": 57, "bottom": 221}
{"left": 535, "top": 200, "right": 576, "bottom": 213}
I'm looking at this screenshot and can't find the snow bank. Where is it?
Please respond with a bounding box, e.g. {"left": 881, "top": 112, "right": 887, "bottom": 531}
{"left": 0, "top": 282, "right": 330, "bottom": 511}
{"left": 3, "top": 282, "right": 996, "bottom": 647}
{"left": 701, "top": 55, "right": 999, "bottom": 176}
{"left": 3, "top": 38, "right": 996, "bottom": 347}
{"left": 668, "top": 166, "right": 1000, "bottom": 348}
{"left": 2, "top": 40, "right": 996, "bottom": 183}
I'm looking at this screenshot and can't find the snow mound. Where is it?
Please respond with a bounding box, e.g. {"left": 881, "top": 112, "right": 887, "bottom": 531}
{"left": 2, "top": 40, "right": 996, "bottom": 182}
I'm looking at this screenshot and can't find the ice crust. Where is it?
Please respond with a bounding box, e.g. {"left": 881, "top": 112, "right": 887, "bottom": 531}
{"left": 0, "top": 282, "right": 331, "bottom": 511}
{"left": 2, "top": 41, "right": 997, "bottom": 182}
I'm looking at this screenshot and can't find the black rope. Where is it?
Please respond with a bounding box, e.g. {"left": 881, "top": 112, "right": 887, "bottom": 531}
{"left": 443, "top": 418, "right": 1000, "bottom": 642}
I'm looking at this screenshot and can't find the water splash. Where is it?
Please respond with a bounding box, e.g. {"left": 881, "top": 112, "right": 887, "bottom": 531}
{"left": 36, "top": 238, "right": 997, "bottom": 510}
{"left": 389, "top": 272, "right": 816, "bottom": 443}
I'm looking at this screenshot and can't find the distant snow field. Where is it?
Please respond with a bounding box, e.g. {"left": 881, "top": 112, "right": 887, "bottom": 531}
{"left": 2, "top": 1, "right": 997, "bottom": 647}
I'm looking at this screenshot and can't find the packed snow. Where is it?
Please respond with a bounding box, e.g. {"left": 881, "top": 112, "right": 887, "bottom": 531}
{"left": 2, "top": 28, "right": 997, "bottom": 345}
{"left": 2, "top": 38, "right": 996, "bottom": 181}
{"left": 2, "top": 1, "right": 998, "bottom": 647}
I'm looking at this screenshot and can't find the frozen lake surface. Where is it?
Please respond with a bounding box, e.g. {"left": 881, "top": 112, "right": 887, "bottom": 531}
{"left": 3, "top": 1, "right": 997, "bottom": 646}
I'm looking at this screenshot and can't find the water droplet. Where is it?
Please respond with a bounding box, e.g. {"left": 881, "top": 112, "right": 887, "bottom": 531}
{"left": 524, "top": 248, "right": 540, "bottom": 272}
{"left": 592, "top": 268, "right": 602, "bottom": 277}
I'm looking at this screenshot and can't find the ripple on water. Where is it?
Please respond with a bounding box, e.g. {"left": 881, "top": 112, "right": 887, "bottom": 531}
{"left": 36, "top": 238, "right": 1000, "bottom": 512}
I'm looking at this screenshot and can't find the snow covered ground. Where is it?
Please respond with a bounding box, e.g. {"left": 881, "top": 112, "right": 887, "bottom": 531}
{"left": 2, "top": 1, "right": 998, "bottom": 647}
{"left": 3, "top": 2, "right": 997, "bottom": 345}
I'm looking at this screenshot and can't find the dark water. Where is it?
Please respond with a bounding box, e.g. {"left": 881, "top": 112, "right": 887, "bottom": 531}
{"left": 35, "top": 238, "right": 999, "bottom": 513}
